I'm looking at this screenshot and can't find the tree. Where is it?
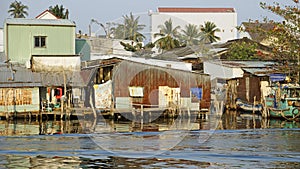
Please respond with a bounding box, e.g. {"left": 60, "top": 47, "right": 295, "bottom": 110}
{"left": 260, "top": 0, "right": 300, "bottom": 82}
{"left": 227, "top": 41, "right": 259, "bottom": 60}
{"left": 179, "top": 24, "right": 202, "bottom": 46}
{"left": 112, "top": 13, "right": 145, "bottom": 42}
{"left": 120, "top": 41, "right": 142, "bottom": 52}
{"left": 8, "top": 1, "right": 28, "bottom": 18}
{"left": 49, "top": 5, "right": 69, "bottom": 19}
{"left": 200, "top": 21, "right": 221, "bottom": 43}
{"left": 154, "top": 18, "right": 181, "bottom": 52}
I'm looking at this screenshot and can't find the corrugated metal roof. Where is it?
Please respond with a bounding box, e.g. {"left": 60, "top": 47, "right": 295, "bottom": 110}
{"left": 5, "top": 18, "right": 75, "bottom": 26}
{"left": 241, "top": 22, "right": 275, "bottom": 42}
{"left": 91, "top": 55, "right": 193, "bottom": 71}
{"left": 158, "top": 7, "right": 235, "bottom": 13}
{"left": 0, "top": 65, "right": 42, "bottom": 87}
{"left": 40, "top": 68, "right": 96, "bottom": 87}
{"left": 0, "top": 64, "right": 94, "bottom": 88}
{"left": 242, "top": 68, "right": 272, "bottom": 76}
{"left": 215, "top": 60, "right": 275, "bottom": 68}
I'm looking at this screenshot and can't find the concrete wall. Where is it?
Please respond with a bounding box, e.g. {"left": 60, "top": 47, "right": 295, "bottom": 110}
{"left": 0, "top": 28, "right": 3, "bottom": 52}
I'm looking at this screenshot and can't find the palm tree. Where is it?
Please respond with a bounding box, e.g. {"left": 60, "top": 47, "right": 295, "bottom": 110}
{"left": 49, "top": 5, "right": 68, "bottom": 19}
{"left": 154, "top": 18, "right": 181, "bottom": 52}
{"left": 8, "top": 1, "right": 28, "bottom": 18}
{"left": 200, "top": 21, "right": 221, "bottom": 43}
{"left": 112, "top": 13, "right": 145, "bottom": 42}
{"left": 180, "top": 24, "right": 202, "bottom": 46}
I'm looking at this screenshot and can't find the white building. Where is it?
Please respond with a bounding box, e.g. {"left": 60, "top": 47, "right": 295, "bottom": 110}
{"left": 150, "top": 7, "right": 238, "bottom": 43}
{"left": 0, "top": 28, "right": 3, "bottom": 52}
{"left": 35, "top": 10, "right": 59, "bottom": 19}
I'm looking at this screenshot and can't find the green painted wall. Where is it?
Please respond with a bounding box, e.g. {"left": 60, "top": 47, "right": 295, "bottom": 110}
{"left": 75, "top": 38, "right": 90, "bottom": 61}
{"left": 6, "top": 24, "right": 75, "bottom": 64}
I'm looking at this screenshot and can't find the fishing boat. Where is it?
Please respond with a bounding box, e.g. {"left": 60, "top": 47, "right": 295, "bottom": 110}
{"left": 265, "top": 85, "right": 300, "bottom": 120}
{"left": 236, "top": 98, "right": 263, "bottom": 114}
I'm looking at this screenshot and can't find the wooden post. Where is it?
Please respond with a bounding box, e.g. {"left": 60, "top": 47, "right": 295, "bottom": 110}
{"left": 149, "top": 111, "right": 152, "bottom": 123}
{"left": 60, "top": 99, "right": 63, "bottom": 119}
{"left": 253, "top": 96, "right": 256, "bottom": 114}
{"left": 141, "top": 105, "right": 143, "bottom": 129}
{"left": 132, "top": 108, "right": 136, "bottom": 121}
{"left": 179, "top": 107, "right": 182, "bottom": 117}
{"left": 89, "top": 94, "right": 97, "bottom": 119}
{"left": 63, "top": 70, "right": 67, "bottom": 119}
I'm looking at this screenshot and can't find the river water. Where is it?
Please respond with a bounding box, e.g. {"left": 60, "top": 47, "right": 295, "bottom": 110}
{"left": 0, "top": 111, "right": 300, "bottom": 168}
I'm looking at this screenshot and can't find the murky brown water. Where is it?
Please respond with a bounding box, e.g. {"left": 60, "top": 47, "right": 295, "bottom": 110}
{"left": 0, "top": 111, "right": 300, "bottom": 168}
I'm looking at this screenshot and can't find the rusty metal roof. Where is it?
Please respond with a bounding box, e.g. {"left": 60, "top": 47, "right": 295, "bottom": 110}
{"left": 158, "top": 7, "right": 235, "bottom": 13}
{"left": 241, "top": 22, "right": 275, "bottom": 43}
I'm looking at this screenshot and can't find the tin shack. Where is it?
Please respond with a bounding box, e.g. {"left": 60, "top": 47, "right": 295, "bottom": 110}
{"left": 88, "top": 56, "right": 211, "bottom": 113}
{"left": 0, "top": 64, "right": 42, "bottom": 118}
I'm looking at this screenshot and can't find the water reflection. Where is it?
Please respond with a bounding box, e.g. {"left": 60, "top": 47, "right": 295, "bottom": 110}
{"left": 0, "top": 154, "right": 213, "bottom": 169}
{"left": 0, "top": 112, "right": 300, "bottom": 168}
{"left": 221, "top": 110, "right": 300, "bottom": 130}
{"left": 0, "top": 111, "right": 299, "bottom": 136}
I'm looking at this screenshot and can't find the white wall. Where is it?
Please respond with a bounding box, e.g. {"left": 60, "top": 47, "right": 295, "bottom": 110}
{"left": 203, "top": 61, "right": 243, "bottom": 80}
{"left": 237, "top": 24, "right": 252, "bottom": 39}
{"left": 151, "top": 12, "right": 237, "bottom": 43}
{"left": 0, "top": 28, "right": 3, "bottom": 52}
{"left": 32, "top": 56, "right": 81, "bottom": 71}
{"left": 36, "top": 11, "right": 58, "bottom": 19}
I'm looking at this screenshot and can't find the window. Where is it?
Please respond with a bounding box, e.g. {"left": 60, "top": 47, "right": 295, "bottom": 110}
{"left": 34, "top": 36, "right": 46, "bottom": 47}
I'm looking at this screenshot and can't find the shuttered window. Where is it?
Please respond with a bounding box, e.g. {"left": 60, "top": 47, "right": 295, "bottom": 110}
{"left": 34, "top": 36, "right": 46, "bottom": 47}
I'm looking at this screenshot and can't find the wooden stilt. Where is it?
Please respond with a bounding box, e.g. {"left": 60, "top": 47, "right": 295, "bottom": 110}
{"left": 141, "top": 105, "right": 144, "bottom": 129}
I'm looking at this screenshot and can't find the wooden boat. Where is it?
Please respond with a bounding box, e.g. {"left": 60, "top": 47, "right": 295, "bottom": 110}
{"left": 236, "top": 98, "right": 263, "bottom": 114}
{"left": 265, "top": 85, "right": 300, "bottom": 120}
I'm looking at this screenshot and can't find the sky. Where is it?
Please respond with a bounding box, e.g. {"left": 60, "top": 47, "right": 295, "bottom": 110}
{"left": 0, "top": 0, "right": 297, "bottom": 35}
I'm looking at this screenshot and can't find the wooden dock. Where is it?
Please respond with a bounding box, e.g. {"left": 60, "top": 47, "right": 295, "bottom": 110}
{"left": 0, "top": 106, "right": 209, "bottom": 121}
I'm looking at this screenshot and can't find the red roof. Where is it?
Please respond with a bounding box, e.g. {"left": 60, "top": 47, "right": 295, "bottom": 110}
{"left": 158, "top": 7, "right": 235, "bottom": 13}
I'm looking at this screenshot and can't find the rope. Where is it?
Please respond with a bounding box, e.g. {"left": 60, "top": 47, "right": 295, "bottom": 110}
{"left": 275, "top": 108, "right": 300, "bottom": 121}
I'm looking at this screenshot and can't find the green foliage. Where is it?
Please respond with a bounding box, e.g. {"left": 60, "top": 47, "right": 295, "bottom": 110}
{"left": 120, "top": 41, "right": 154, "bottom": 51}
{"left": 200, "top": 21, "right": 221, "bottom": 43}
{"left": 260, "top": 0, "right": 300, "bottom": 81}
{"left": 227, "top": 42, "right": 259, "bottom": 60}
{"left": 179, "top": 24, "right": 202, "bottom": 46}
{"left": 8, "top": 1, "right": 28, "bottom": 18}
{"left": 112, "top": 13, "right": 146, "bottom": 42}
{"left": 49, "top": 5, "right": 69, "bottom": 19}
{"left": 120, "top": 41, "right": 142, "bottom": 52}
{"left": 154, "top": 18, "right": 182, "bottom": 52}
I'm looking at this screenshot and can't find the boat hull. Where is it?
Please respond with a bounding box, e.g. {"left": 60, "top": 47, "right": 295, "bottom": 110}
{"left": 268, "top": 107, "right": 300, "bottom": 120}
{"left": 236, "top": 99, "right": 263, "bottom": 114}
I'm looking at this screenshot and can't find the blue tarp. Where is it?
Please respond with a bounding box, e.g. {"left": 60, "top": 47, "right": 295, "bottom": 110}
{"left": 190, "top": 88, "right": 202, "bottom": 99}
{"left": 269, "top": 74, "right": 286, "bottom": 82}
